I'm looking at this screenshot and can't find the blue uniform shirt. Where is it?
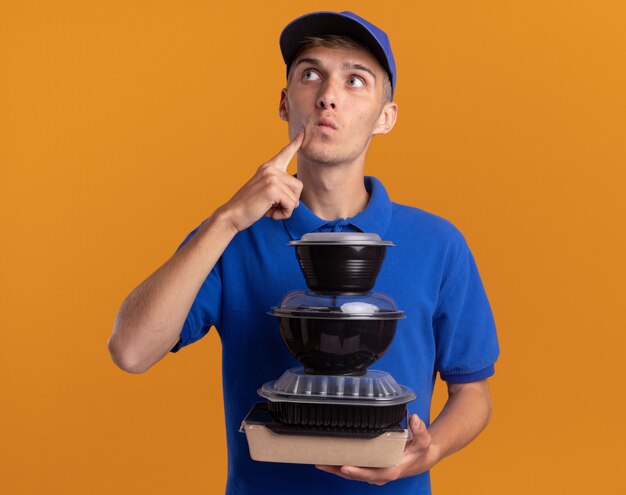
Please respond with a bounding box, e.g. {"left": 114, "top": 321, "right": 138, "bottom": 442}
{"left": 171, "top": 176, "right": 499, "bottom": 495}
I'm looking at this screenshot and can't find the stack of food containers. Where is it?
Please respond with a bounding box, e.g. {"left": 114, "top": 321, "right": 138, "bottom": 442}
{"left": 241, "top": 232, "right": 416, "bottom": 467}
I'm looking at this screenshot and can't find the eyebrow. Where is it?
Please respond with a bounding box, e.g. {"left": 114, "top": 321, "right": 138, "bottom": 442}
{"left": 293, "top": 57, "right": 377, "bottom": 80}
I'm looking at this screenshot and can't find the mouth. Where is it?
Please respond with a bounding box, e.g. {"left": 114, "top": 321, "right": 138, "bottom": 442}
{"left": 316, "top": 118, "right": 338, "bottom": 130}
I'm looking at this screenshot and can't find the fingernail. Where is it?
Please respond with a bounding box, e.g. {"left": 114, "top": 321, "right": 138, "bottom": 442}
{"left": 341, "top": 467, "right": 351, "bottom": 475}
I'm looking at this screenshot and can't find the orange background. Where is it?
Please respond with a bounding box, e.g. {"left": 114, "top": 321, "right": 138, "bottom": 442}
{"left": 1, "top": 1, "right": 625, "bottom": 493}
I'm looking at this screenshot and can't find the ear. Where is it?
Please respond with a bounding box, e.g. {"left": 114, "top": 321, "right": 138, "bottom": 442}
{"left": 372, "top": 101, "right": 398, "bottom": 135}
{"left": 278, "top": 88, "right": 289, "bottom": 121}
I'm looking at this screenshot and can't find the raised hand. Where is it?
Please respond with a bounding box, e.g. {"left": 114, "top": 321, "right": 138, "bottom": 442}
{"left": 219, "top": 130, "right": 305, "bottom": 233}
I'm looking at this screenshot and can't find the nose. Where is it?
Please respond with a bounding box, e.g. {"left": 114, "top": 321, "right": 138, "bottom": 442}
{"left": 316, "top": 95, "right": 336, "bottom": 110}
{"left": 316, "top": 79, "right": 338, "bottom": 110}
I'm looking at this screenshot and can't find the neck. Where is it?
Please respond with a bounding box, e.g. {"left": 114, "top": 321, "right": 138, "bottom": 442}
{"left": 296, "top": 158, "right": 370, "bottom": 221}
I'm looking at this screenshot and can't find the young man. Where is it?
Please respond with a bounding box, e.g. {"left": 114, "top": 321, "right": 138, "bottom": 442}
{"left": 108, "top": 11, "right": 499, "bottom": 494}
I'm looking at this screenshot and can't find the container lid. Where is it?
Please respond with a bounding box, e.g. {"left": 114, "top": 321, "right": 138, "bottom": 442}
{"left": 270, "top": 291, "right": 405, "bottom": 320}
{"left": 289, "top": 232, "right": 394, "bottom": 246}
{"left": 258, "top": 368, "right": 417, "bottom": 406}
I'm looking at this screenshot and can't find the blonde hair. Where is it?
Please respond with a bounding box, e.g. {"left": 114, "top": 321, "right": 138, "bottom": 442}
{"left": 287, "top": 35, "right": 392, "bottom": 103}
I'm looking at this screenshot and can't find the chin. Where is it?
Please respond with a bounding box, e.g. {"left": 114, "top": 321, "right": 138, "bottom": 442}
{"left": 301, "top": 143, "right": 345, "bottom": 166}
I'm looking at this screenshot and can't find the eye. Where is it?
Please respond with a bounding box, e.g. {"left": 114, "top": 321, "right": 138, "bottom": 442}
{"left": 302, "top": 69, "right": 320, "bottom": 81}
{"left": 348, "top": 76, "right": 365, "bottom": 88}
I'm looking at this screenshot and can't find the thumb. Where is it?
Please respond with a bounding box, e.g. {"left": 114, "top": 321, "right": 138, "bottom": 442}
{"left": 406, "top": 414, "right": 431, "bottom": 453}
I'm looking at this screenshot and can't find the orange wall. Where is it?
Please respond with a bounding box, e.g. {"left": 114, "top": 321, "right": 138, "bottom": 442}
{"left": 1, "top": 1, "right": 625, "bottom": 493}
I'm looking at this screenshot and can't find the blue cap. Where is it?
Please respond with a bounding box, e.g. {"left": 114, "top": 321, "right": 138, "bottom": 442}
{"left": 280, "top": 11, "right": 396, "bottom": 98}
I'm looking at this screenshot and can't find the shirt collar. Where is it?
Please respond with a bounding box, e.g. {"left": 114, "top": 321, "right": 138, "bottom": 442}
{"left": 283, "top": 176, "right": 393, "bottom": 240}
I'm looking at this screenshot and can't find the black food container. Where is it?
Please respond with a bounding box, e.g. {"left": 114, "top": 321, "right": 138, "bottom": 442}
{"left": 270, "top": 291, "right": 405, "bottom": 376}
{"left": 259, "top": 368, "right": 416, "bottom": 429}
{"left": 289, "top": 232, "right": 394, "bottom": 293}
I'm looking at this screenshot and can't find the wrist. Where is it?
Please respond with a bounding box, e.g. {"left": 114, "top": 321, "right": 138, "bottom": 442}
{"left": 209, "top": 206, "right": 241, "bottom": 237}
{"left": 426, "top": 441, "right": 445, "bottom": 471}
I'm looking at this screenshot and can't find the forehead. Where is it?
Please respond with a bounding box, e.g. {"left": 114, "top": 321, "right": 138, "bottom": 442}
{"left": 290, "top": 45, "right": 385, "bottom": 76}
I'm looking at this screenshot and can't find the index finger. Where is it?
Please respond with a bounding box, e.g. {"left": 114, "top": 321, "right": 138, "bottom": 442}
{"left": 269, "top": 129, "right": 305, "bottom": 172}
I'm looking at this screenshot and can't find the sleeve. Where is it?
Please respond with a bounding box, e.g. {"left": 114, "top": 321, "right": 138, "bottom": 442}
{"left": 433, "top": 236, "right": 500, "bottom": 383}
{"left": 169, "top": 226, "right": 223, "bottom": 353}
